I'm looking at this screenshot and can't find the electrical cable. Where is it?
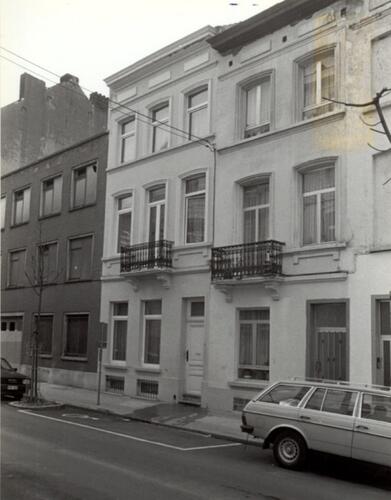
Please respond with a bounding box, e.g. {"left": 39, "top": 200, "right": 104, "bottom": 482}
{"left": 0, "top": 46, "right": 215, "bottom": 151}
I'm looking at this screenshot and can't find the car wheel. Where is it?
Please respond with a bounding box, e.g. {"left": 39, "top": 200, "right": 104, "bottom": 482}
{"left": 273, "top": 430, "right": 307, "bottom": 470}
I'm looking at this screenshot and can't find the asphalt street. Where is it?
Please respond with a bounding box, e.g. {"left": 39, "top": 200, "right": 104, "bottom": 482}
{"left": 1, "top": 402, "right": 390, "bottom": 500}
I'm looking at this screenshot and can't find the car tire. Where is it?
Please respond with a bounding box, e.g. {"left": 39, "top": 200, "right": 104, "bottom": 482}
{"left": 273, "top": 430, "right": 307, "bottom": 470}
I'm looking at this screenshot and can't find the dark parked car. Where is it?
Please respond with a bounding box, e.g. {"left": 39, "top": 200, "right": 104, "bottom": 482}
{"left": 1, "top": 358, "right": 30, "bottom": 401}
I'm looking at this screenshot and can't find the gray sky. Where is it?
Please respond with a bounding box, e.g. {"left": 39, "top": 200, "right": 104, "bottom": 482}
{"left": 0, "top": 0, "right": 280, "bottom": 106}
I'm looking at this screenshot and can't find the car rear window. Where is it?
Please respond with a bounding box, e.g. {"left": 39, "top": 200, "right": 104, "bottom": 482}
{"left": 361, "top": 393, "right": 391, "bottom": 423}
{"left": 304, "top": 388, "right": 357, "bottom": 416}
{"left": 258, "top": 384, "right": 311, "bottom": 406}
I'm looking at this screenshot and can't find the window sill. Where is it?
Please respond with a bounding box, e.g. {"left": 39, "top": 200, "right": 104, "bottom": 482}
{"left": 10, "top": 221, "right": 29, "bottom": 228}
{"left": 39, "top": 354, "right": 53, "bottom": 359}
{"left": 39, "top": 212, "right": 61, "bottom": 221}
{"left": 135, "top": 366, "right": 161, "bottom": 375}
{"left": 60, "top": 356, "right": 88, "bottom": 362}
{"left": 173, "top": 241, "right": 212, "bottom": 251}
{"left": 69, "top": 202, "right": 96, "bottom": 212}
{"left": 283, "top": 241, "right": 347, "bottom": 255}
{"left": 104, "top": 363, "right": 128, "bottom": 371}
{"left": 228, "top": 380, "right": 268, "bottom": 390}
{"left": 64, "top": 278, "right": 93, "bottom": 284}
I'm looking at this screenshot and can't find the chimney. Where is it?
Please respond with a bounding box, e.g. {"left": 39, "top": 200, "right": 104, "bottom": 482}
{"left": 60, "top": 73, "right": 79, "bottom": 85}
{"left": 90, "top": 92, "right": 109, "bottom": 110}
{"left": 19, "top": 73, "right": 46, "bottom": 100}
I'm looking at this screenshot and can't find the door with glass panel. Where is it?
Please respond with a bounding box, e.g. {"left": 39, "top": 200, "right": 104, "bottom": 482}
{"left": 147, "top": 185, "right": 166, "bottom": 266}
{"left": 184, "top": 299, "right": 205, "bottom": 395}
{"left": 376, "top": 300, "right": 391, "bottom": 387}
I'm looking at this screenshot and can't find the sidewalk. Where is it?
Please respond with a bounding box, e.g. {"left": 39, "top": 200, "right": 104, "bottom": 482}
{"left": 37, "top": 382, "right": 261, "bottom": 445}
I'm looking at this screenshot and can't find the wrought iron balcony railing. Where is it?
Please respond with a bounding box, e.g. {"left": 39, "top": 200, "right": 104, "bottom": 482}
{"left": 211, "top": 240, "right": 285, "bottom": 281}
{"left": 120, "top": 240, "right": 173, "bottom": 273}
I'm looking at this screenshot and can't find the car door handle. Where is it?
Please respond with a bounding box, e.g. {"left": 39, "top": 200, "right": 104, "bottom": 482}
{"left": 355, "top": 425, "right": 369, "bottom": 430}
{"left": 300, "top": 415, "right": 311, "bottom": 421}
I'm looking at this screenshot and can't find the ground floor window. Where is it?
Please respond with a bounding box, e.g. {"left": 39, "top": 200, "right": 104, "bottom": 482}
{"left": 238, "top": 309, "right": 270, "bottom": 381}
{"left": 376, "top": 299, "right": 391, "bottom": 387}
{"left": 111, "top": 302, "right": 128, "bottom": 362}
{"left": 143, "top": 300, "right": 162, "bottom": 366}
{"left": 34, "top": 314, "right": 53, "bottom": 355}
{"left": 308, "top": 302, "right": 347, "bottom": 380}
{"left": 64, "top": 314, "right": 88, "bottom": 358}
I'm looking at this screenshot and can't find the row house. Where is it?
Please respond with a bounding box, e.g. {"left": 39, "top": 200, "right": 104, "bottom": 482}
{"left": 102, "top": 0, "right": 391, "bottom": 411}
{"left": 1, "top": 74, "right": 108, "bottom": 388}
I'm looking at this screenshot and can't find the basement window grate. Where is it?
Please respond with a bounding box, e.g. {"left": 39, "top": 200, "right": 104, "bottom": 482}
{"left": 137, "top": 379, "right": 158, "bottom": 400}
{"left": 233, "top": 397, "right": 250, "bottom": 411}
{"left": 105, "top": 375, "right": 124, "bottom": 394}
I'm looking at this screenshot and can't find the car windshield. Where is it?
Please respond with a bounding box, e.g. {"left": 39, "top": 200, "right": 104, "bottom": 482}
{"left": 1, "top": 358, "right": 13, "bottom": 370}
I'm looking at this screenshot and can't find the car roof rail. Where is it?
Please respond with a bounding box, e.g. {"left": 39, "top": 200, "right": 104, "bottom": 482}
{"left": 289, "top": 377, "right": 391, "bottom": 392}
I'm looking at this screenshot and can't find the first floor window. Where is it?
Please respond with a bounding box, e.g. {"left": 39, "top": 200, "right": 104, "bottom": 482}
{"left": 120, "top": 117, "right": 136, "bottom": 163}
{"left": 302, "top": 166, "right": 335, "bottom": 245}
{"left": 8, "top": 249, "right": 26, "bottom": 287}
{"left": 238, "top": 309, "right": 270, "bottom": 381}
{"left": 64, "top": 314, "right": 88, "bottom": 358}
{"left": 151, "top": 103, "right": 169, "bottom": 152}
{"left": 38, "top": 242, "right": 58, "bottom": 283}
{"left": 34, "top": 314, "right": 53, "bottom": 355}
{"left": 116, "top": 194, "right": 132, "bottom": 252}
{"left": 187, "top": 87, "right": 208, "bottom": 139}
{"left": 185, "top": 174, "right": 206, "bottom": 244}
{"left": 143, "top": 300, "right": 162, "bottom": 366}
{"left": 111, "top": 303, "right": 128, "bottom": 362}
{"left": 68, "top": 235, "right": 93, "bottom": 280}
{"left": 243, "top": 180, "right": 269, "bottom": 243}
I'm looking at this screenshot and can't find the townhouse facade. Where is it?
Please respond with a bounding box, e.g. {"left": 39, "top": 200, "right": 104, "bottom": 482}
{"left": 1, "top": 74, "right": 108, "bottom": 388}
{"left": 102, "top": 0, "right": 390, "bottom": 411}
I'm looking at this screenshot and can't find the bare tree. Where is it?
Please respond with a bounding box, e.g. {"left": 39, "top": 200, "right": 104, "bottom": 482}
{"left": 24, "top": 225, "right": 60, "bottom": 403}
{"left": 324, "top": 87, "right": 391, "bottom": 183}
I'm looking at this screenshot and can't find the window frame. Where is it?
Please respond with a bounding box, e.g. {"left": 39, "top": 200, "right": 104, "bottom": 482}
{"left": 8, "top": 248, "right": 27, "bottom": 288}
{"left": 184, "top": 173, "right": 207, "bottom": 245}
{"left": 62, "top": 312, "right": 89, "bottom": 360}
{"left": 67, "top": 234, "right": 94, "bottom": 281}
{"left": 296, "top": 46, "right": 337, "bottom": 121}
{"left": 142, "top": 300, "right": 162, "bottom": 368}
{"left": 147, "top": 184, "right": 167, "bottom": 243}
{"left": 33, "top": 313, "right": 54, "bottom": 357}
{"left": 70, "top": 162, "right": 97, "bottom": 210}
{"left": 36, "top": 241, "right": 59, "bottom": 284}
{"left": 110, "top": 302, "right": 128, "bottom": 364}
{"left": 240, "top": 73, "right": 273, "bottom": 139}
{"left": 150, "top": 101, "right": 170, "bottom": 153}
{"left": 115, "top": 192, "right": 133, "bottom": 254}
{"left": 186, "top": 85, "right": 209, "bottom": 139}
{"left": 119, "top": 116, "right": 136, "bottom": 164}
{"left": 40, "top": 174, "right": 63, "bottom": 218}
{"left": 237, "top": 308, "right": 270, "bottom": 381}
{"left": 12, "top": 186, "right": 31, "bottom": 226}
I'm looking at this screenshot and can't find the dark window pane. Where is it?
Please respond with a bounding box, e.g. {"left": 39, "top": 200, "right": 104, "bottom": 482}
{"left": 113, "top": 320, "right": 127, "bottom": 361}
{"left": 259, "top": 384, "right": 311, "bottom": 405}
{"left": 305, "top": 388, "right": 326, "bottom": 410}
{"left": 114, "top": 303, "right": 128, "bottom": 316}
{"left": 65, "top": 315, "right": 88, "bottom": 357}
{"left": 322, "top": 389, "right": 357, "bottom": 416}
{"left": 144, "top": 319, "right": 161, "bottom": 364}
{"left": 239, "top": 310, "right": 269, "bottom": 321}
{"left": 145, "top": 300, "right": 162, "bottom": 315}
{"left": 36, "top": 316, "right": 53, "bottom": 355}
{"left": 186, "top": 175, "right": 205, "bottom": 194}
{"left": 190, "top": 301, "right": 204, "bottom": 317}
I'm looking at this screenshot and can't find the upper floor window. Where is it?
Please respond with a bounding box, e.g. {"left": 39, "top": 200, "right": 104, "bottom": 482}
{"left": 68, "top": 235, "right": 93, "bottom": 281}
{"left": 72, "top": 163, "right": 97, "bottom": 209}
{"left": 300, "top": 50, "right": 335, "bottom": 120}
{"left": 41, "top": 175, "right": 62, "bottom": 217}
{"left": 151, "top": 103, "right": 169, "bottom": 153}
{"left": 1, "top": 195, "right": 6, "bottom": 230}
{"left": 116, "top": 194, "right": 133, "bottom": 253}
{"left": 243, "top": 180, "right": 270, "bottom": 243}
{"left": 148, "top": 185, "right": 166, "bottom": 242}
{"left": 184, "top": 174, "right": 206, "bottom": 244}
{"left": 302, "top": 166, "right": 335, "bottom": 245}
{"left": 187, "top": 87, "right": 208, "bottom": 139}
{"left": 120, "top": 117, "right": 136, "bottom": 163}
{"left": 37, "top": 242, "right": 58, "bottom": 283}
{"left": 243, "top": 77, "right": 271, "bottom": 138}
{"left": 8, "top": 249, "right": 26, "bottom": 287}
{"left": 13, "top": 187, "right": 30, "bottom": 225}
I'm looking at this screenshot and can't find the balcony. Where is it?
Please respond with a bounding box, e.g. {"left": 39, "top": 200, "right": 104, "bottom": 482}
{"left": 211, "top": 240, "right": 285, "bottom": 281}
{"left": 120, "top": 240, "right": 173, "bottom": 273}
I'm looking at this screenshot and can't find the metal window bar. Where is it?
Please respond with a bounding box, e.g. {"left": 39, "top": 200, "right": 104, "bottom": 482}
{"left": 137, "top": 379, "right": 159, "bottom": 400}
{"left": 105, "top": 376, "right": 124, "bottom": 394}
{"left": 121, "top": 240, "right": 173, "bottom": 272}
{"left": 211, "top": 240, "right": 284, "bottom": 281}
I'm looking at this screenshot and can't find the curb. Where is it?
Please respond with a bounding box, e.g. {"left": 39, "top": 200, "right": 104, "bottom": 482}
{"left": 37, "top": 399, "right": 263, "bottom": 447}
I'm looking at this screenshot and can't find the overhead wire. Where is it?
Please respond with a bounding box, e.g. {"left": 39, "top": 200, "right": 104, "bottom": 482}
{"left": 0, "top": 46, "right": 215, "bottom": 151}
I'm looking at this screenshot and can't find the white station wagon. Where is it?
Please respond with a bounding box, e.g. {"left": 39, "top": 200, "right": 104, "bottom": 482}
{"left": 241, "top": 379, "right": 391, "bottom": 469}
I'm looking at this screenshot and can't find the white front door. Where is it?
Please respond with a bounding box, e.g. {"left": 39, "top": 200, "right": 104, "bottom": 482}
{"left": 185, "top": 299, "right": 205, "bottom": 395}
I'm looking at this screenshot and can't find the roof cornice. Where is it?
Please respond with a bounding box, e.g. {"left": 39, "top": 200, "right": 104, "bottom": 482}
{"left": 208, "top": 0, "right": 338, "bottom": 53}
